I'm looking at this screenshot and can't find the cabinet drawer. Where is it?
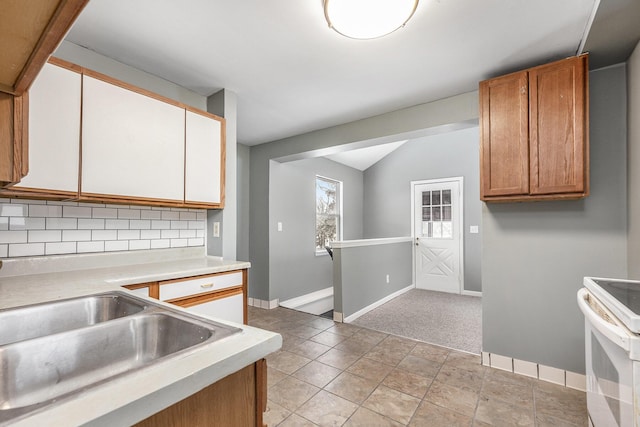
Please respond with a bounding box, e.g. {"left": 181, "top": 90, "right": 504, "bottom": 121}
{"left": 159, "top": 271, "right": 243, "bottom": 301}
{"left": 186, "top": 293, "right": 244, "bottom": 324}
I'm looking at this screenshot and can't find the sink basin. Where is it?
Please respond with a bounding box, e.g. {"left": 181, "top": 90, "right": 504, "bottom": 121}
{"left": 0, "top": 292, "right": 241, "bottom": 423}
{"left": 0, "top": 293, "right": 147, "bottom": 346}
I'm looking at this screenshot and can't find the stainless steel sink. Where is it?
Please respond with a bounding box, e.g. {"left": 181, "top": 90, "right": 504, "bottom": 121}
{"left": 0, "top": 291, "right": 241, "bottom": 423}
{"left": 0, "top": 293, "right": 147, "bottom": 346}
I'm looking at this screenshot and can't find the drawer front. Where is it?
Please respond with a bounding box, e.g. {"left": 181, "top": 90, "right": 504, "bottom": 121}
{"left": 128, "top": 287, "right": 150, "bottom": 298}
{"left": 186, "top": 293, "right": 244, "bottom": 324}
{"left": 159, "top": 271, "right": 243, "bottom": 301}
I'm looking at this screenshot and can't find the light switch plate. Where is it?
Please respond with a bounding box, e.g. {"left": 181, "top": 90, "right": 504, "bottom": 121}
{"left": 277, "top": 222, "right": 283, "bottom": 232}
{"left": 213, "top": 222, "right": 220, "bottom": 237}
{"left": 470, "top": 225, "right": 479, "bottom": 234}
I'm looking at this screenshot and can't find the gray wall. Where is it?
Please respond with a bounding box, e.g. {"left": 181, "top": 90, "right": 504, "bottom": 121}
{"left": 269, "top": 157, "right": 363, "bottom": 301}
{"left": 249, "top": 91, "right": 479, "bottom": 300}
{"left": 363, "top": 127, "right": 482, "bottom": 292}
{"left": 334, "top": 241, "right": 413, "bottom": 318}
{"left": 629, "top": 41, "right": 640, "bottom": 278}
{"left": 482, "top": 64, "right": 629, "bottom": 374}
{"left": 237, "top": 143, "right": 251, "bottom": 262}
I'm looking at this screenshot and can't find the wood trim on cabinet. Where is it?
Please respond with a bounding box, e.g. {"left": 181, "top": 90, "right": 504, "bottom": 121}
{"left": 256, "top": 359, "right": 267, "bottom": 427}
{"left": 168, "top": 286, "right": 244, "bottom": 308}
{"left": 124, "top": 282, "right": 160, "bottom": 299}
{"left": 0, "top": 0, "right": 88, "bottom": 95}
{"left": 0, "top": 92, "right": 28, "bottom": 187}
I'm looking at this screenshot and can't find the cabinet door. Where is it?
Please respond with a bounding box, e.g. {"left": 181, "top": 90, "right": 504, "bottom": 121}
{"left": 479, "top": 71, "right": 529, "bottom": 198}
{"left": 15, "top": 62, "right": 81, "bottom": 194}
{"left": 185, "top": 110, "right": 224, "bottom": 205}
{"left": 186, "top": 292, "right": 244, "bottom": 324}
{"left": 81, "top": 75, "right": 185, "bottom": 202}
{"left": 529, "top": 55, "right": 587, "bottom": 195}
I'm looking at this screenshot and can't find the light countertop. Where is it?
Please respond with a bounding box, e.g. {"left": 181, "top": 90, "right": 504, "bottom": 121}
{"left": 0, "top": 247, "right": 282, "bottom": 426}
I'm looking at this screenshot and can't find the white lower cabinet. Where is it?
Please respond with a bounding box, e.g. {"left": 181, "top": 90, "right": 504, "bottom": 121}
{"left": 186, "top": 293, "right": 244, "bottom": 324}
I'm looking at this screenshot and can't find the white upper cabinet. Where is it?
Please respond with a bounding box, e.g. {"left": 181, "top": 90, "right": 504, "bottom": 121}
{"left": 81, "top": 75, "right": 185, "bottom": 202}
{"left": 185, "top": 110, "right": 223, "bottom": 205}
{"left": 17, "top": 62, "right": 81, "bottom": 193}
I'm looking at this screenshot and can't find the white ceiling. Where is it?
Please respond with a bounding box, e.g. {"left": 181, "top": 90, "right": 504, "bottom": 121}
{"left": 65, "top": 0, "right": 610, "bottom": 146}
{"left": 326, "top": 140, "right": 407, "bottom": 171}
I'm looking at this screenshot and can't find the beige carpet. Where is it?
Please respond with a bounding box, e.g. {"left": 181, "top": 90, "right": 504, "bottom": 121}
{"left": 352, "top": 289, "right": 482, "bottom": 354}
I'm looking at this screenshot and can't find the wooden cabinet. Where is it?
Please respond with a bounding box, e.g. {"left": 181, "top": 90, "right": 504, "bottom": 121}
{"left": 134, "top": 359, "right": 267, "bottom": 427}
{"left": 81, "top": 73, "right": 186, "bottom": 203}
{"left": 11, "top": 60, "right": 81, "bottom": 196}
{"left": 480, "top": 54, "right": 589, "bottom": 202}
{"left": 1, "top": 59, "right": 226, "bottom": 208}
{"left": 0, "top": 92, "right": 28, "bottom": 187}
{"left": 124, "top": 269, "right": 248, "bottom": 325}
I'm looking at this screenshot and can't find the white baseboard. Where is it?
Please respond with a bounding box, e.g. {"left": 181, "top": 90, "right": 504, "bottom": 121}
{"left": 249, "top": 297, "right": 279, "bottom": 309}
{"left": 462, "top": 290, "right": 482, "bottom": 297}
{"left": 333, "top": 312, "right": 343, "bottom": 322}
{"left": 279, "top": 287, "right": 333, "bottom": 315}
{"left": 343, "top": 284, "right": 414, "bottom": 323}
{"left": 482, "top": 351, "right": 586, "bottom": 391}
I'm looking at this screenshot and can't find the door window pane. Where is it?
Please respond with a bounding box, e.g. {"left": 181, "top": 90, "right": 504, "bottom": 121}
{"left": 433, "top": 206, "right": 441, "bottom": 221}
{"left": 432, "top": 222, "right": 442, "bottom": 238}
{"left": 422, "top": 191, "right": 431, "bottom": 206}
{"left": 422, "top": 207, "right": 431, "bottom": 221}
{"left": 443, "top": 205, "right": 451, "bottom": 221}
{"left": 442, "top": 189, "right": 451, "bottom": 205}
{"left": 442, "top": 221, "right": 452, "bottom": 238}
{"left": 432, "top": 190, "right": 441, "bottom": 206}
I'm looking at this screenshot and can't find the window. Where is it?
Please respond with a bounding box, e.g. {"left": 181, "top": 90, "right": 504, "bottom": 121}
{"left": 315, "top": 176, "right": 342, "bottom": 254}
{"left": 421, "top": 189, "right": 453, "bottom": 239}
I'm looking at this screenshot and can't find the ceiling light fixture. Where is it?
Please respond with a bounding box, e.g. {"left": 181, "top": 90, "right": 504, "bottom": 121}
{"left": 324, "top": 0, "right": 419, "bottom": 40}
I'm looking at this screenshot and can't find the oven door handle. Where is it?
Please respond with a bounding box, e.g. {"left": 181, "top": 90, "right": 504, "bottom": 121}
{"left": 577, "top": 288, "right": 630, "bottom": 352}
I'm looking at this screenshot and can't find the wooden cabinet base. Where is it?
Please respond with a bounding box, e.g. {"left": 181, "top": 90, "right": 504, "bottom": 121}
{"left": 134, "top": 360, "right": 267, "bottom": 427}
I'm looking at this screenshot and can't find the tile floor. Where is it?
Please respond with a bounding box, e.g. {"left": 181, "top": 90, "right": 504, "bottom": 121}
{"left": 249, "top": 306, "right": 588, "bottom": 427}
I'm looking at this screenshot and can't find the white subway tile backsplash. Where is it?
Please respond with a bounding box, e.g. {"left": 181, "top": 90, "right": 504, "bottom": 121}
{"left": 0, "top": 198, "right": 206, "bottom": 258}
{"left": 118, "top": 230, "right": 140, "bottom": 240}
{"left": 151, "top": 220, "right": 171, "bottom": 230}
{"left": 77, "top": 241, "right": 104, "bottom": 253}
{"left": 188, "top": 221, "right": 205, "bottom": 230}
{"left": 46, "top": 242, "right": 77, "bottom": 255}
{"left": 140, "top": 210, "right": 161, "bottom": 220}
{"left": 9, "top": 243, "right": 45, "bottom": 257}
{"left": 63, "top": 230, "right": 92, "bottom": 242}
{"left": 105, "top": 219, "right": 129, "bottom": 230}
{"left": 78, "top": 219, "right": 106, "bottom": 230}
{"left": 188, "top": 238, "right": 204, "bottom": 246}
{"left": 10, "top": 217, "right": 46, "bottom": 230}
{"left": 92, "top": 230, "right": 118, "bottom": 241}
{"left": 179, "top": 211, "right": 197, "bottom": 220}
{"left": 46, "top": 218, "right": 77, "bottom": 230}
{"left": 28, "top": 230, "right": 62, "bottom": 243}
{"left": 140, "top": 230, "right": 161, "bottom": 239}
{"left": 161, "top": 230, "right": 179, "bottom": 239}
{"left": 130, "top": 220, "right": 150, "bottom": 230}
{"left": 170, "top": 220, "right": 188, "bottom": 230}
{"left": 63, "top": 206, "right": 92, "bottom": 218}
{"left": 179, "top": 230, "right": 196, "bottom": 238}
{"left": 129, "top": 240, "right": 151, "bottom": 251}
{"left": 150, "top": 239, "right": 171, "bottom": 249}
{"left": 161, "top": 211, "right": 180, "bottom": 220}
{"left": 170, "top": 238, "right": 188, "bottom": 248}
{"left": 0, "top": 231, "right": 28, "bottom": 244}
{"left": 29, "top": 205, "right": 62, "bottom": 218}
{"left": 118, "top": 209, "right": 141, "bottom": 220}
{"left": 1, "top": 204, "right": 28, "bottom": 217}
{"left": 92, "top": 208, "right": 118, "bottom": 219}
{"left": 105, "top": 240, "right": 129, "bottom": 252}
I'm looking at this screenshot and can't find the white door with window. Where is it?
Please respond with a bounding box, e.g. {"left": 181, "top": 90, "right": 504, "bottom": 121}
{"left": 412, "top": 178, "right": 463, "bottom": 294}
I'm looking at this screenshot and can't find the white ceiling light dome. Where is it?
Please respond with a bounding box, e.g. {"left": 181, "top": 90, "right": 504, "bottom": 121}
{"left": 324, "top": 0, "right": 419, "bottom": 40}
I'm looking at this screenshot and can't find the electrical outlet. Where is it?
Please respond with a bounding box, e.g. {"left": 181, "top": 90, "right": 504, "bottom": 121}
{"left": 386, "top": 274, "right": 390, "bottom": 284}
{"left": 213, "top": 222, "right": 220, "bottom": 237}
